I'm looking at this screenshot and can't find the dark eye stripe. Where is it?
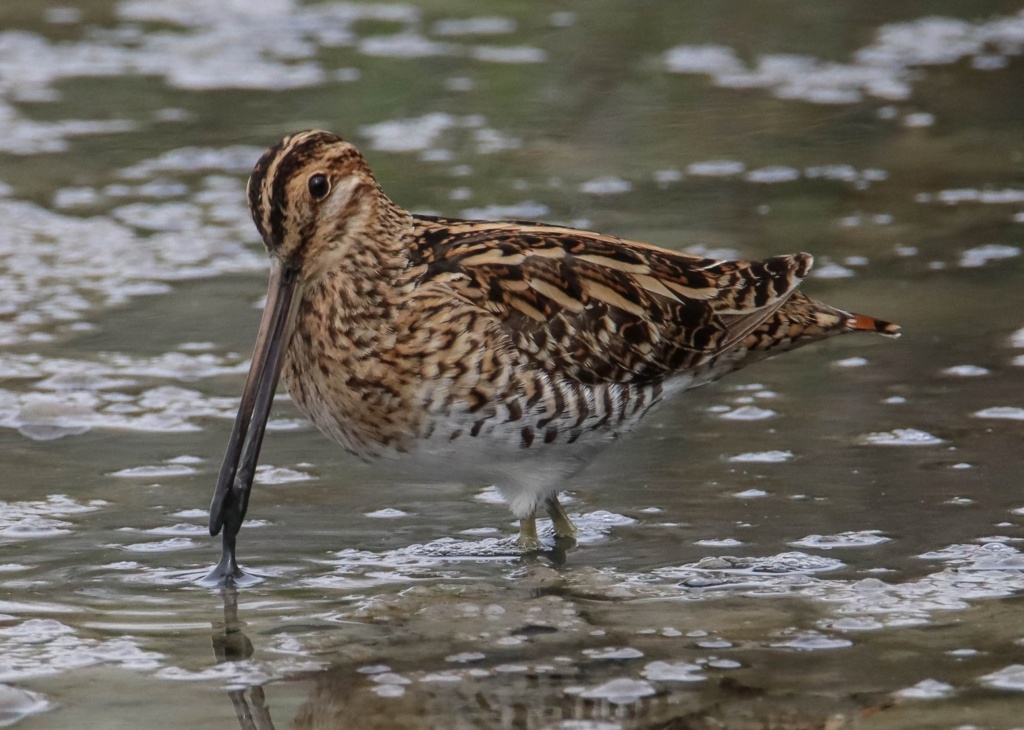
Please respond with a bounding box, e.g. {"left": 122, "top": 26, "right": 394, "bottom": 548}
{"left": 247, "top": 146, "right": 277, "bottom": 242}
{"left": 249, "top": 130, "right": 340, "bottom": 248}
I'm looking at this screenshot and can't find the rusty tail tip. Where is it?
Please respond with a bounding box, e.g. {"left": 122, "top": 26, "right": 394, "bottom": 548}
{"left": 846, "top": 313, "right": 901, "bottom": 338}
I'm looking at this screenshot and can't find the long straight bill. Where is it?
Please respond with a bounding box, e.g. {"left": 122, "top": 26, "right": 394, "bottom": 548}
{"left": 209, "top": 259, "right": 299, "bottom": 538}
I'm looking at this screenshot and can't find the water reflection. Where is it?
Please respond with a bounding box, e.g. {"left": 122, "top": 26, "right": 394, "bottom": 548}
{"left": 206, "top": 571, "right": 832, "bottom": 730}
{"left": 210, "top": 588, "right": 271, "bottom": 730}
{"left": 191, "top": 536, "right": 1024, "bottom": 728}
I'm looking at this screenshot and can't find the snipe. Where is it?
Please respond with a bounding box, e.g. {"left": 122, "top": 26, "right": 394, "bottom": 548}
{"left": 207, "top": 130, "right": 899, "bottom": 582}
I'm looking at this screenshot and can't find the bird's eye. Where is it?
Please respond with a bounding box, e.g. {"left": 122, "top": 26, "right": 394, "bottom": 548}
{"left": 307, "top": 173, "right": 330, "bottom": 200}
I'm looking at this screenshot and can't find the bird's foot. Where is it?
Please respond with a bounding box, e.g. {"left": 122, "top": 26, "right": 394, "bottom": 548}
{"left": 516, "top": 534, "right": 545, "bottom": 552}
{"left": 544, "top": 494, "right": 579, "bottom": 543}
{"left": 551, "top": 533, "right": 578, "bottom": 552}
{"left": 198, "top": 531, "right": 262, "bottom": 587}
{"left": 517, "top": 515, "right": 544, "bottom": 551}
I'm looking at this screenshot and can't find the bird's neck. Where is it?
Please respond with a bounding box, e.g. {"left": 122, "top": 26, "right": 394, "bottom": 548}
{"left": 303, "top": 194, "right": 413, "bottom": 323}
{"left": 284, "top": 196, "right": 420, "bottom": 453}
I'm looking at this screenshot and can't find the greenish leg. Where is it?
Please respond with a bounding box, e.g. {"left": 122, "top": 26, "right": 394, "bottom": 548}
{"left": 544, "top": 494, "right": 578, "bottom": 541}
{"left": 518, "top": 513, "right": 542, "bottom": 550}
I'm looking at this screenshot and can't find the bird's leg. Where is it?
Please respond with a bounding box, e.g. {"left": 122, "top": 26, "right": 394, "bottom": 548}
{"left": 518, "top": 512, "right": 543, "bottom": 551}
{"left": 544, "top": 494, "right": 578, "bottom": 542}
{"left": 203, "top": 526, "right": 244, "bottom": 585}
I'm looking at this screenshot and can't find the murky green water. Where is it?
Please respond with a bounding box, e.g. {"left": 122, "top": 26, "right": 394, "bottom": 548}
{"left": 2, "top": 1, "right": 1024, "bottom": 727}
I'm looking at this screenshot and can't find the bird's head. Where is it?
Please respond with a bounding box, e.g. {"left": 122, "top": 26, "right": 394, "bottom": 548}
{"left": 247, "top": 129, "right": 383, "bottom": 283}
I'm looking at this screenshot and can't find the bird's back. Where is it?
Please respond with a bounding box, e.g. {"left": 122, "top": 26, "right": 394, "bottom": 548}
{"left": 406, "top": 215, "right": 896, "bottom": 381}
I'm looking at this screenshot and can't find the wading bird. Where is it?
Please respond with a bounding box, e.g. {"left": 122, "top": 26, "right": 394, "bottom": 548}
{"left": 207, "top": 130, "right": 899, "bottom": 582}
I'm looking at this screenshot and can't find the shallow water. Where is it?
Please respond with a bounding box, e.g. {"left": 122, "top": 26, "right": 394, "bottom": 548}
{"left": 2, "top": 1, "right": 1024, "bottom": 728}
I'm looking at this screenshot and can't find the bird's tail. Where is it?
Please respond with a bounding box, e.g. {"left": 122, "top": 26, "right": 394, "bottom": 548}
{"left": 731, "top": 291, "right": 899, "bottom": 371}
{"left": 843, "top": 312, "right": 901, "bottom": 338}
{"left": 772, "top": 291, "right": 901, "bottom": 343}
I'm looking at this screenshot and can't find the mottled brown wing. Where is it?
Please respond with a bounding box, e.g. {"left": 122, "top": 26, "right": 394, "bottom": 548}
{"left": 408, "top": 216, "right": 812, "bottom": 385}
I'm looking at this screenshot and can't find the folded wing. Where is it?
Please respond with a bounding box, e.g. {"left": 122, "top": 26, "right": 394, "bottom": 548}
{"left": 408, "top": 217, "right": 816, "bottom": 386}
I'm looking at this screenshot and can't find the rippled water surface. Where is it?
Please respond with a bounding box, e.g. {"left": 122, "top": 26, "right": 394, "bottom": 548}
{"left": 2, "top": 1, "right": 1024, "bottom": 728}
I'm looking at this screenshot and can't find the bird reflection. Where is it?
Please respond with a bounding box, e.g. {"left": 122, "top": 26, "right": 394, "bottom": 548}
{"left": 207, "top": 581, "right": 879, "bottom": 730}
{"left": 212, "top": 586, "right": 275, "bottom": 730}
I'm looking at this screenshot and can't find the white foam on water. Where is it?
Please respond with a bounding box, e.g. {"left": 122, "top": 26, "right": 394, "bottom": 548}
{"left": 0, "top": 352, "right": 245, "bottom": 384}
{"left": 359, "top": 33, "right": 451, "bottom": 58}
{"left": 580, "top": 176, "right": 632, "bottom": 195}
{"left": 572, "top": 677, "right": 656, "bottom": 704}
{"left": 813, "top": 262, "right": 856, "bottom": 279}
{"left": 745, "top": 166, "right": 800, "bottom": 183}
{"left": 903, "top": 112, "right": 935, "bottom": 127}
{"left": 360, "top": 112, "right": 458, "bottom": 152}
{"left": 686, "top": 160, "right": 745, "bottom": 177}
{"left": 789, "top": 530, "right": 891, "bottom": 550}
{"left": 979, "top": 664, "right": 1024, "bottom": 691}
{"left": 1008, "top": 326, "right": 1024, "bottom": 347}
{"left": 894, "top": 679, "right": 955, "bottom": 699}
{"left": 942, "top": 365, "right": 990, "bottom": 377}
{"left": 118, "top": 0, "right": 416, "bottom": 89}
{"left": 254, "top": 465, "right": 316, "bottom": 485}
{"left": 432, "top": 17, "right": 516, "bottom": 36}
{"left": 718, "top": 406, "right": 776, "bottom": 421}
{"left": 858, "top": 428, "right": 943, "bottom": 446}
{"left": 0, "top": 386, "right": 239, "bottom": 438}
{"left": 0, "top": 180, "right": 263, "bottom": 346}
{"left": 695, "top": 538, "right": 744, "bottom": 547}
{"left": 471, "top": 45, "right": 546, "bottom": 64}
{"left": 581, "top": 647, "right": 644, "bottom": 660}
{"left": 642, "top": 660, "right": 705, "bottom": 682}
{"left": 932, "top": 188, "right": 1024, "bottom": 205}
{"left": 445, "top": 651, "right": 485, "bottom": 663}
{"left": 917, "top": 542, "right": 1024, "bottom": 570}
{"left": 664, "top": 45, "right": 745, "bottom": 75}
{"left": 772, "top": 631, "right": 853, "bottom": 650}
{"left": 460, "top": 201, "right": 549, "bottom": 221}
{"left": 0, "top": 495, "right": 107, "bottom": 539}
{"left": 371, "top": 672, "right": 412, "bottom": 685}
{"left": 109, "top": 464, "right": 198, "bottom": 478}
{"left": 365, "top": 508, "right": 410, "bottom": 519}
{"left": 804, "top": 164, "right": 859, "bottom": 181}
{"left": 0, "top": 618, "right": 163, "bottom": 682}
{"left": 663, "top": 11, "right": 1024, "bottom": 105}
{"left": 728, "top": 450, "right": 794, "bottom": 463}
{"left": 120, "top": 147, "right": 263, "bottom": 178}
{"left": 973, "top": 407, "right": 1024, "bottom": 421}
{"left": 959, "top": 244, "right": 1020, "bottom": 268}
{"left": 0, "top": 683, "right": 50, "bottom": 726}
{"left": 122, "top": 537, "right": 200, "bottom": 552}
{"left": 156, "top": 658, "right": 318, "bottom": 689}
{"left": 138, "top": 523, "right": 208, "bottom": 537}
{"left": 359, "top": 113, "right": 519, "bottom": 158}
